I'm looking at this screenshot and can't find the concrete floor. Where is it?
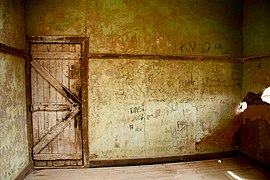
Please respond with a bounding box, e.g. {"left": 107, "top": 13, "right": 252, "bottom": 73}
{"left": 25, "top": 156, "right": 270, "bottom": 180}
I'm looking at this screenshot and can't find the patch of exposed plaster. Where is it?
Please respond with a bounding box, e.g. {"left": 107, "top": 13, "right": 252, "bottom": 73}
{"left": 242, "top": 105, "right": 270, "bottom": 125}
{"left": 195, "top": 115, "right": 241, "bottom": 152}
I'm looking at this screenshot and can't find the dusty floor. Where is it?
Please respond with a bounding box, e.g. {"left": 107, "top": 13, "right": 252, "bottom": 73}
{"left": 25, "top": 156, "right": 270, "bottom": 180}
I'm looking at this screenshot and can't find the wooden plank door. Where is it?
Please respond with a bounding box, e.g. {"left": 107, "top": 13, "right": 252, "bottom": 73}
{"left": 30, "top": 43, "right": 83, "bottom": 167}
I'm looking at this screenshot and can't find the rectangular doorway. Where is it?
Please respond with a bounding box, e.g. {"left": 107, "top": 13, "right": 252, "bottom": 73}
{"left": 28, "top": 37, "right": 89, "bottom": 167}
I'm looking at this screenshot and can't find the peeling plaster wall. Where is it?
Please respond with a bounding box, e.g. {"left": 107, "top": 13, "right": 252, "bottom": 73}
{"left": 86, "top": 0, "right": 242, "bottom": 56}
{"left": 242, "top": 59, "right": 270, "bottom": 96}
{"left": 89, "top": 59, "right": 242, "bottom": 159}
{"left": 0, "top": 0, "right": 25, "bottom": 49}
{"left": 0, "top": 53, "right": 29, "bottom": 180}
{"left": 26, "top": 0, "right": 243, "bottom": 57}
{"left": 26, "top": 0, "right": 87, "bottom": 36}
{"left": 0, "top": 0, "right": 29, "bottom": 179}
{"left": 241, "top": 0, "right": 270, "bottom": 166}
{"left": 26, "top": 0, "right": 243, "bottom": 160}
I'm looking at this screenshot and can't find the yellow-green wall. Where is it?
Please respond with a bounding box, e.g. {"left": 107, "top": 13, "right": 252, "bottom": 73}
{"left": 0, "top": 0, "right": 29, "bottom": 179}
{"left": 27, "top": 0, "right": 243, "bottom": 160}
{"left": 240, "top": 0, "right": 270, "bottom": 166}
{"left": 27, "top": 0, "right": 243, "bottom": 57}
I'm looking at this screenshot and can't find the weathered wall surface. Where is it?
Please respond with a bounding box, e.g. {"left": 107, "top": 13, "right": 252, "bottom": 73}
{"left": 240, "top": 0, "right": 270, "bottom": 166}
{"left": 89, "top": 59, "right": 242, "bottom": 159}
{"left": 243, "top": 0, "right": 270, "bottom": 57}
{"left": 0, "top": 0, "right": 25, "bottom": 49}
{"left": 86, "top": 0, "right": 242, "bottom": 56}
{"left": 242, "top": 59, "right": 270, "bottom": 96}
{"left": 0, "top": 0, "right": 29, "bottom": 179}
{"left": 26, "top": 0, "right": 243, "bottom": 161}
{"left": 240, "top": 104, "right": 270, "bottom": 166}
{"left": 27, "top": 0, "right": 243, "bottom": 57}
{"left": 0, "top": 53, "right": 29, "bottom": 180}
{"left": 26, "top": 0, "right": 87, "bottom": 36}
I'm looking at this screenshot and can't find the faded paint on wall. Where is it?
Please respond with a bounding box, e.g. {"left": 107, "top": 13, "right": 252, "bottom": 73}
{"left": 26, "top": 0, "right": 87, "bottom": 36}
{"left": 89, "top": 59, "right": 243, "bottom": 159}
{"left": 242, "top": 59, "right": 270, "bottom": 96}
{"left": 243, "top": 0, "right": 270, "bottom": 56}
{"left": 240, "top": 0, "right": 270, "bottom": 166}
{"left": 86, "top": 0, "right": 242, "bottom": 56}
{"left": 26, "top": 0, "right": 244, "bottom": 161}
{"left": 0, "top": 0, "right": 29, "bottom": 179}
{"left": 0, "top": 52, "right": 29, "bottom": 180}
{"left": 240, "top": 103, "right": 270, "bottom": 166}
{"left": 0, "top": 0, "right": 25, "bottom": 49}
{"left": 241, "top": 60, "right": 270, "bottom": 166}
{"left": 26, "top": 0, "right": 242, "bottom": 56}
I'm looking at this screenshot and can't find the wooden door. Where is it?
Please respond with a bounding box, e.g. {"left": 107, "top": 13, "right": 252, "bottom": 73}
{"left": 30, "top": 43, "right": 83, "bottom": 167}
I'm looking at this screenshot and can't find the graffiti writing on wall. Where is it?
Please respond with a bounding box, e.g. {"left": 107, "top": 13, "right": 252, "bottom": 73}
{"left": 180, "top": 41, "right": 223, "bottom": 53}
{"left": 129, "top": 104, "right": 145, "bottom": 132}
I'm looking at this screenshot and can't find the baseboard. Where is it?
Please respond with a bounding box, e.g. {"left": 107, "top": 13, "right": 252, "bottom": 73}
{"left": 90, "top": 150, "right": 239, "bottom": 167}
{"left": 239, "top": 151, "right": 270, "bottom": 170}
{"left": 15, "top": 162, "right": 34, "bottom": 180}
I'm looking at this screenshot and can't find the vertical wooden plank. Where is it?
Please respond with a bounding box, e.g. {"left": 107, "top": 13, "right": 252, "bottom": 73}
{"left": 69, "top": 44, "right": 75, "bottom": 52}
{"left": 53, "top": 161, "right": 60, "bottom": 167}
{"left": 31, "top": 67, "right": 39, "bottom": 146}
{"left": 31, "top": 44, "right": 40, "bottom": 146}
{"left": 58, "top": 44, "right": 71, "bottom": 161}
{"left": 62, "top": 44, "right": 73, "bottom": 163}
{"left": 78, "top": 160, "right": 82, "bottom": 166}
{"left": 62, "top": 44, "right": 69, "bottom": 52}
{"left": 81, "top": 38, "right": 90, "bottom": 167}
{"left": 63, "top": 44, "right": 73, "bottom": 156}
{"left": 75, "top": 44, "right": 82, "bottom": 158}
{"left": 47, "top": 161, "right": 53, "bottom": 167}
{"left": 50, "top": 47, "right": 58, "bottom": 155}
{"left": 69, "top": 60, "right": 77, "bottom": 157}
{"left": 65, "top": 160, "right": 71, "bottom": 166}
{"left": 42, "top": 44, "right": 51, "bottom": 154}
{"left": 68, "top": 45, "right": 77, "bottom": 156}
{"left": 53, "top": 44, "right": 65, "bottom": 158}
{"left": 70, "top": 160, "right": 78, "bottom": 166}
{"left": 49, "top": 44, "right": 58, "bottom": 154}
{"left": 36, "top": 44, "right": 46, "bottom": 154}
{"left": 75, "top": 44, "right": 81, "bottom": 53}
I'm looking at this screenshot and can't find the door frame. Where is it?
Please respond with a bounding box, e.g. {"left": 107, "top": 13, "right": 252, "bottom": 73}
{"left": 26, "top": 36, "right": 89, "bottom": 167}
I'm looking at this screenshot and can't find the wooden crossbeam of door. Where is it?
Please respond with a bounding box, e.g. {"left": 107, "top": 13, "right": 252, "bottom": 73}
{"left": 33, "top": 153, "right": 82, "bottom": 160}
{"left": 33, "top": 107, "right": 80, "bottom": 154}
{"left": 31, "top": 104, "right": 71, "bottom": 112}
{"left": 32, "top": 52, "right": 81, "bottom": 59}
{"left": 31, "top": 60, "right": 81, "bottom": 105}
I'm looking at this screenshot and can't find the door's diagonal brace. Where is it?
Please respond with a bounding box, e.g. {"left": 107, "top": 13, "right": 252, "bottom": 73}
{"left": 31, "top": 60, "right": 81, "bottom": 105}
{"left": 33, "top": 107, "right": 80, "bottom": 154}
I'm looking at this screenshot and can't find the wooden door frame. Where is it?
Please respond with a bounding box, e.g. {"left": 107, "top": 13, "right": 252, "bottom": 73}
{"left": 26, "top": 36, "right": 89, "bottom": 167}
